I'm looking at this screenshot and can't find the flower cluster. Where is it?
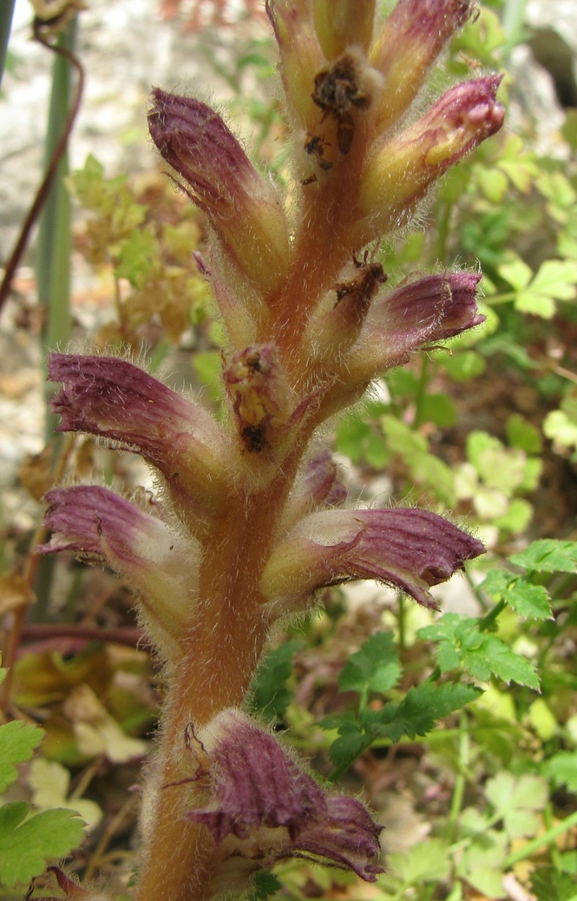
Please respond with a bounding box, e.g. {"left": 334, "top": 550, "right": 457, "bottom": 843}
{"left": 41, "top": 2, "right": 502, "bottom": 898}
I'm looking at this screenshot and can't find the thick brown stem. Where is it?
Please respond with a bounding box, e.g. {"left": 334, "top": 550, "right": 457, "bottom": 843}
{"left": 134, "top": 452, "right": 304, "bottom": 901}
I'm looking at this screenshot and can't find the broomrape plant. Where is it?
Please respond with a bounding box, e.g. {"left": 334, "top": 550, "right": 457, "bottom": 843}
{"left": 39, "top": 1, "right": 503, "bottom": 898}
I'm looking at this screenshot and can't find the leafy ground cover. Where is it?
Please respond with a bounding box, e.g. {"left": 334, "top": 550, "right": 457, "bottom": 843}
{"left": 0, "top": 1, "right": 576, "bottom": 899}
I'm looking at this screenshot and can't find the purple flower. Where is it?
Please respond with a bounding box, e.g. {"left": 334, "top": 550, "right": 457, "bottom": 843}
{"left": 148, "top": 89, "right": 289, "bottom": 296}
{"left": 48, "top": 354, "right": 230, "bottom": 523}
{"left": 39, "top": 485, "right": 199, "bottom": 658}
{"left": 184, "top": 710, "right": 383, "bottom": 888}
{"left": 261, "top": 507, "right": 485, "bottom": 611}
{"left": 358, "top": 76, "right": 504, "bottom": 239}
{"left": 350, "top": 271, "right": 484, "bottom": 380}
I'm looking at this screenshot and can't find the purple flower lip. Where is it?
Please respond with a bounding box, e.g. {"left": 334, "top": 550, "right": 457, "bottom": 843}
{"left": 183, "top": 710, "right": 383, "bottom": 883}
{"left": 148, "top": 89, "right": 257, "bottom": 214}
{"left": 262, "top": 507, "right": 485, "bottom": 611}
{"left": 148, "top": 89, "right": 290, "bottom": 295}
{"left": 48, "top": 353, "right": 230, "bottom": 520}
{"left": 39, "top": 485, "right": 199, "bottom": 658}
{"left": 344, "top": 271, "right": 484, "bottom": 386}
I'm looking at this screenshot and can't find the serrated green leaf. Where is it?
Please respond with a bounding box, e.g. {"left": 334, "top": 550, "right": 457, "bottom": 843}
{"left": 375, "top": 682, "right": 481, "bottom": 742}
{"left": 328, "top": 730, "right": 368, "bottom": 770}
{"left": 0, "top": 805, "right": 85, "bottom": 887}
{"left": 338, "top": 633, "right": 400, "bottom": 695}
{"left": 504, "top": 578, "right": 552, "bottom": 620}
{"left": 510, "top": 539, "right": 577, "bottom": 574}
{"left": 249, "top": 639, "right": 303, "bottom": 723}
{"left": 481, "top": 636, "right": 539, "bottom": 688}
{"left": 0, "top": 721, "right": 43, "bottom": 793}
{"left": 419, "top": 614, "right": 540, "bottom": 688}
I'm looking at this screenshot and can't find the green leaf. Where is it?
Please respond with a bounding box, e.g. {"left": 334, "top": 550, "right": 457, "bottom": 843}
{"left": 544, "top": 409, "right": 577, "bottom": 451}
{"left": 493, "top": 498, "right": 534, "bottom": 536}
{"left": 381, "top": 415, "right": 455, "bottom": 503}
{"left": 0, "top": 804, "right": 85, "bottom": 887}
{"left": 543, "top": 752, "right": 577, "bottom": 792}
{"left": 0, "top": 721, "right": 43, "bottom": 793}
{"left": 514, "top": 260, "right": 577, "bottom": 318}
{"left": 485, "top": 773, "right": 548, "bottom": 837}
{"left": 375, "top": 681, "right": 481, "bottom": 742}
{"left": 419, "top": 614, "right": 540, "bottom": 688}
{"left": 531, "top": 867, "right": 577, "bottom": 901}
{"left": 249, "top": 639, "right": 303, "bottom": 723}
{"left": 504, "top": 578, "right": 552, "bottom": 620}
{"left": 328, "top": 729, "right": 368, "bottom": 770}
{"left": 388, "top": 838, "right": 451, "bottom": 884}
{"left": 115, "top": 228, "right": 157, "bottom": 288}
{"left": 510, "top": 539, "right": 577, "bottom": 574}
{"left": 417, "top": 393, "right": 456, "bottom": 428}
{"left": 192, "top": 351, "right": 223, "bottom": 404}
{"left": 338, "top": 632, "right": 400, "bottom": 695}
{"left": 335, "top": 413, "right": 384, "bottom": 465}
{"left": 506, "top": 414, "right": 543, "bottom": 454}
{"left": 482, "top": 636, "right": 539, "bottom": 688}
{"left": 440, "top": 350, "right": 486, "bottom": 382}
{"left": 498, "top": 258, "right": 532, "bottom": 292}
{"left": 485, "top": 573, "right": 552, "bottom": 620}
{"left": 249, "top": 871, "right": 283, "bottom": 900}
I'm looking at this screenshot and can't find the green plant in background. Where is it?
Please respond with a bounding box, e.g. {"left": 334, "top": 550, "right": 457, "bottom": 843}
{"left": 67, "top": 154, "right": 211, "bottom": 357}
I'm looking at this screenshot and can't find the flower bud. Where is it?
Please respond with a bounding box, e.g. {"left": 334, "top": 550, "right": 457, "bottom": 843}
{"left": 312, "top": 0, "right": 375, "bottom": 60}
{"left": 49, "top": 354, "right": 230, "bottom": 526}
{"left": 370, "top": 0, "right": 474, "bottom": 130}
{"left": 266, "top": 0, "right": 326, "bottom": 132}
{"left": 358, "top": 77, "right": 504, "bottom": 239}
{"left": 148, "top": 89, "right": 290, "bottom": 298}
{"left": 223, "top": 344, "right": 292, "bottom": 454}
{"left": 282, "top": 450, "right": 347, "bottom": 529}
{"left": 184, "top": 709, "right": 383, "bottom": 894}
{"left": 304, "top": 260, "right": 387, "bottom": 363}
{"left": 261, "top": 507, "right": 484, "bottom": 611}
{"left": 39, "top": 486, "right": 199, "bottom": 659}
